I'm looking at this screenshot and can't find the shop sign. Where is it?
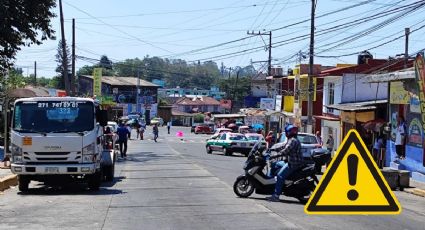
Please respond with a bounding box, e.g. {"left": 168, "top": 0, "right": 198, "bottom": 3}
{"left": 260, "top": 98, "right": 275, "bottom": 110}
{"left": 414, "top": 53, "right": 425, "bottom": 133}
{"left": 390, "top": 81, "right": 409, "bottom": 104}
{"left": 92, "top": 68, "right": 102, "bottom": 96}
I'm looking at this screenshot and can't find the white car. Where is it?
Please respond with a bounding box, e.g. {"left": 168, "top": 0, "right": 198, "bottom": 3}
{"left": 107, "top": 121, "right": 118, "bottom": 132}
{"left": 151, "top": 117, "right": 164, "bottom": 126}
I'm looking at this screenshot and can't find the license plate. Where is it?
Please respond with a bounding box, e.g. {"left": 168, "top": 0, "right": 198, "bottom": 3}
{"left": 45, "top": 167, "right": 59, "bottom": 173}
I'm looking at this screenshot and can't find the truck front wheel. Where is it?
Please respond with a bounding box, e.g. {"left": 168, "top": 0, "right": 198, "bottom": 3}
{"left": 88, "top": 171, "right": 102, "bottom": 191}
{"left": 18, "top": 175, "right": 30, "bottom": 192}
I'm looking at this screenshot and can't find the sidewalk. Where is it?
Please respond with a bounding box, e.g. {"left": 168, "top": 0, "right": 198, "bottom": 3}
{"left": 0, "top": 146, "right": 17, "bottom": 192}
{"left": 405, "top": 179, "right": 425, "bottom": 197}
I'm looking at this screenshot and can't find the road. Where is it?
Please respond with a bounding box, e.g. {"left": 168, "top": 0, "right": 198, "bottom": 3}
{"left": 0, "top": 126, "right": 424, "bottom": 229}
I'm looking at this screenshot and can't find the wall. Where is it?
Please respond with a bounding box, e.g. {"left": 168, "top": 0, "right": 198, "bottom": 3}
{"left": 322, "top": 76, "right": 342, "bottom": 116}
{"left": 341, "top": 73, "right": 388, "bottom": 103}
{"left": 251, "top": 82, "right": 268, "bottom": 97}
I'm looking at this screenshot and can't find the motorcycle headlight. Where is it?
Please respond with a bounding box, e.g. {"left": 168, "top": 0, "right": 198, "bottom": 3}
{"left": 11, "top": 144, "right": 22, "bottom": 156}
{"left": 82, "top": 143, "right": 95, "bottom": 155}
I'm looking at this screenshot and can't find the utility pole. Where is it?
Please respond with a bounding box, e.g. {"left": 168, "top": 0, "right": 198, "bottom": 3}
{"left": 404, "top": 28, "right": 410, "bottom": 69}
{"left": 72, "top": 18, "right": 76, "bottom": 95}
{"left": 231, "top": 70, "right": 240, "bottom": 113}
{"left": 307, "top": 0, "right": 316, "bottom": 132}
{"left": 228, "top": 67, "right": 232, "bottom": 79}
{"left": 137, "top": 69, "right": 140, "bottom": 113}
{"left": 59, "top": 0, "right": 70, "bottom": 95}
{"left": 247, "top": 31, "right": 272, "bottom": 76}
{"left": 34, "top": 61, "right": 37, "bottom": 86}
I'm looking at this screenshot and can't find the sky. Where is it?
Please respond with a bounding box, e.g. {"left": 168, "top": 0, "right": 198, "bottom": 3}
{"left": 14, "top": 0, "right": 425, "bottom": 78}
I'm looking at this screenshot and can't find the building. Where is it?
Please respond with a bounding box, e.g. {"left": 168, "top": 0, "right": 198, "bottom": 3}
{"left": 364, "top": 58, "right": 424, "bottom": 182}
{"left": 158, "top": 87, "right": 226, "bottom": 101}
{"left": 280, "top": 64, "right": 326, "bottom": 133}
{"left": 174, "top": 96, "right": 221, "bottom": 114}
{"left": 78, "top": 75, "right": 160, "bottom": 120}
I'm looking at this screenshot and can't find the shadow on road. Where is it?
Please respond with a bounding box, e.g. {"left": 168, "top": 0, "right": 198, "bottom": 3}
{"left": 17, "top": 176, "right": 126, "bottom": 196}
{"left": 247, "top": 196, "right": 305, "bottom": 205}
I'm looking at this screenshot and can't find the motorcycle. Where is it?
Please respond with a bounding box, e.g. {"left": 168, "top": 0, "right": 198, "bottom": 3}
{"left": 233, "top": 141, "right": 319, "bottom": 203}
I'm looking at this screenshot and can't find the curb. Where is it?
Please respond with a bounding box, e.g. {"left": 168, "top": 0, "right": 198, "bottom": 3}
{"left": 404, "top": 188, "right": 425, "bottom": 197}
{"left": 0, "top": 174, "right": 18, "bottom": 191}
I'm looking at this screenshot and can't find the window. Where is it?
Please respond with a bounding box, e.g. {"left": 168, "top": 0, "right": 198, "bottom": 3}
{"left": 220, "top": 134, "right": 226, "bottom": 140}
{"left": 328, "top": 82, "right": 335, "bottom": 113}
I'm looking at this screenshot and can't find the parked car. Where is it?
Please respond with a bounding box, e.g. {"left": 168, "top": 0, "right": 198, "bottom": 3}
{"left": 208, "top": 128, "right": 232, "bottom": 140}
{"left": 271, "top": 132, "right": 330, "bottom": 174}
{"left": 245, "top": 133, "right": 267, "bottom": 149}
{"left": 206, "top": 133, "right": 253, "bottom": 156}
{"left": 195, "top": 124, "right": 213, "bottom": 134}
{"left": 191, "top": 123, "right": 202, "bottom": 133}
{"left": 151, "top": 117, "right": 164, "bottom": 126}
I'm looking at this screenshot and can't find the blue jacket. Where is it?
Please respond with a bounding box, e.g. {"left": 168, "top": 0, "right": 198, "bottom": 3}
{"left": 117, "top": 126, "right": 130, "bottom": 141}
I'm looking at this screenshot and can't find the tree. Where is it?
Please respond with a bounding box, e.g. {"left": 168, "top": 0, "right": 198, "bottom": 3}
{"left": 0, "top": 0, "right": 56, "bottom": 73}
{"left": 55, "top": 39, "right": 71, "bottom": 89}
{"left": 99, "top": 55, "right": 113, "bottom": 69}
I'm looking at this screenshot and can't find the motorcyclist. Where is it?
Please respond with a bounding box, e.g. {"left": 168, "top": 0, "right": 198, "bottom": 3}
{"left": 266, "top": 124, "right": 303, "bottom": 202}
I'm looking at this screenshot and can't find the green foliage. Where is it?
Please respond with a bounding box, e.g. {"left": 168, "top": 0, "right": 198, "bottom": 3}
{"left": 218, "top": 75, "right": 251, "bottom": 108}
{"left": 193, "top": 114, "right": 205, "bottom": 123}
{"left": 1, "top": 68, "right": 27, "bottom": 90}
{"left": 0, "top": 0, "right": 56, "bottom": 72}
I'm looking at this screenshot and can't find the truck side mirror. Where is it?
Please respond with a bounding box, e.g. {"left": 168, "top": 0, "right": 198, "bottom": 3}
{"left": 97, "top": 110, "right": 108, "bottom": 127}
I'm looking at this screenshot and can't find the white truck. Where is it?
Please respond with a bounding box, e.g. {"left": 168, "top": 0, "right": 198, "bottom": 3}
{"left": 10, "top": 97, "right": 116, "bottom": 192}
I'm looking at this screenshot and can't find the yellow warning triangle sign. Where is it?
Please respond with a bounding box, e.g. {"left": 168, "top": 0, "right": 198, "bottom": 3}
{"left": 305, "top": 129, "right": 401, "bottom": 215}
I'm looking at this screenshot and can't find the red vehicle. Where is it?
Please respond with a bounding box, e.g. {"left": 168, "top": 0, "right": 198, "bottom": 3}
{"left": 195, "top": 124, "right": 212, "bottom": 134}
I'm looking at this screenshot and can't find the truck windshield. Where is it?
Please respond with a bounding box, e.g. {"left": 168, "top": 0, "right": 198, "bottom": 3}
{"left": 13, "top": 101, "right": 94, "bottom": 133}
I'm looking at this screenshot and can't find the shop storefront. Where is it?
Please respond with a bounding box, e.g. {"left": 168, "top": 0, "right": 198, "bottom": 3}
{"left": 365, "top": 66, "right": 425, "bottom": 182}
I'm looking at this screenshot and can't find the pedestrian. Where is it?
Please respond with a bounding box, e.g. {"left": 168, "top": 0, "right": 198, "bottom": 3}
{"left": 265, "top": 131, "right": 274, "bottom": 149}
{"left": 326, "top": 134, "right": 334, "bottom": 155}
{"left": 126, "top": 124, "right": 132, "bottom": 140}
{"left": 139, "top": 124, "right": 145, "bottom": 140}
{"left": 116, "top": 122, "right": 130, "bottom": 158}
{"left": 395, "top": 115, "right": 407, "bottom": 160}
{"left": 136, "top": 122, "right": 141, "bottom": 139}
{"left": 315, "top": 131, "right": 323, "bottom": 146}
{"left": 373, "top": 134, "right": 385, "bottom": 163}
{"left": 167, "top": 121, "right": 171, "bottom": 134}
{"left": 153, "top": 123, "right": 159, "bottom": 142}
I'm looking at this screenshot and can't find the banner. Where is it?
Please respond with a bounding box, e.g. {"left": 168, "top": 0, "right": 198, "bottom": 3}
{"left": 414, "top": 54, "right": 425, "bottom": 137}
{"left": 93, "top": 68, "right": 102, "bottom": 96}
{"left": 260, "top": 98, "right": 275, "bottom": 110}
{"left": 390, "top": 81, "right": 409, "bottom": 104}
{"left": 275, "top": 95, "right": 282, "bottom": 111}
{"left": 299, "top": 77, "right": 317, "bottom": 101}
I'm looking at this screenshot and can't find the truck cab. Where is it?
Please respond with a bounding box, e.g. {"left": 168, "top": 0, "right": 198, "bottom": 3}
{"left": 10, "top": 97, "right": 113, "bottom": 192}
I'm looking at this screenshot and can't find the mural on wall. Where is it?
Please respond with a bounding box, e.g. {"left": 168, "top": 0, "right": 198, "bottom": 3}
{"left": 407, "top": 112, "right": 423, "bottom": 148}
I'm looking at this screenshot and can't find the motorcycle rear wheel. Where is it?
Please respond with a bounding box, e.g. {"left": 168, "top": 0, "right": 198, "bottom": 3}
{"left": 233, "top": 176, "right": 254, "bottom": 198}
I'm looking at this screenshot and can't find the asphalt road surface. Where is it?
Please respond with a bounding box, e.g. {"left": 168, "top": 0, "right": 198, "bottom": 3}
{"left": 0, "top": 126, "right": 424, "bottom": 230}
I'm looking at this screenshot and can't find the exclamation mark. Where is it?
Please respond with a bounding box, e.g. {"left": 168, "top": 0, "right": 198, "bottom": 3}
{"left": 347, "top": 154, "right": 359, "bottom": 201}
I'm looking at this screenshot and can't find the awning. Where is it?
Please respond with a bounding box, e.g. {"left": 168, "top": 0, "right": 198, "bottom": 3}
{"left": 325, "top": 100, "right": 387, "bottom": 111}
{"left": 363, "top": 69, "right": 415, "bottom": 83}
{"left": 212, "top": 114, "right": 246, "bottom": 119}
{"left": 313, "top": 115, "right": 340, "bottom": 121}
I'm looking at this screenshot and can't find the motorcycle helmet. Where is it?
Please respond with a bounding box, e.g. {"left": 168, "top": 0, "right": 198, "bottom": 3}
{"left": 284, "top": 124, "right": 298, "bottom": 138}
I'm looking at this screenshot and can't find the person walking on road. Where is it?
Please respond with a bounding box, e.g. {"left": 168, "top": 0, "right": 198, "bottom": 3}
{"left": 153, "top": 124, "right": 159, "bottom": 142}
{"left": 167, "top": 121, "right": 171, "bottom": 134}
{"left": 139, "top": 124, "right": 145, "bottom": 140}
{"left": 117, "top": 123, "right": 130, "bottom": 158}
